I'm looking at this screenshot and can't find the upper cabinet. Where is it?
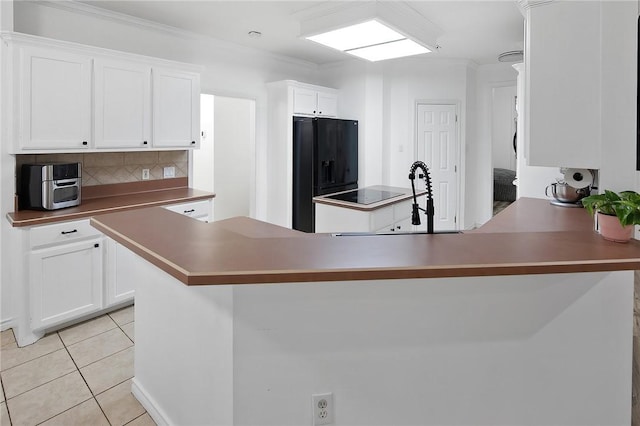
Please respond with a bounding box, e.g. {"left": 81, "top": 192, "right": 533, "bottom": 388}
{"left": 523, "top": 1, "right": 601, "bottom": 169}
{"left": 152, "top": 68, "right": 200, "bottom": 148}
{"left": 20, "top": 47, "right": 92, "bottom": 150}
{"left": 6, "top": 33, "right": 201, "bottom": 153}
{"left": 292, "top": 85, "right": 338, "bottom": 118}
{"left": 94, "top": 59, "right": 152, "bottom": 149}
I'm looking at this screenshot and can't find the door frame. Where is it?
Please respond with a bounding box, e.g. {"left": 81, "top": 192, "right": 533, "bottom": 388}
{"left": 413, "top": 100, "right": 463, "bottom": 230}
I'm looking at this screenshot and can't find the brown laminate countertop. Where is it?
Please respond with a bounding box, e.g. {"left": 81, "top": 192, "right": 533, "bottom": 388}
{"left": 91, "top": 197, "right": 640, "bottom": 285}
{"left": 7, "top": 186, "right": 214, "bottom": 227}
{"left": 313, "top": 185, "right": 426, "bottom": 211}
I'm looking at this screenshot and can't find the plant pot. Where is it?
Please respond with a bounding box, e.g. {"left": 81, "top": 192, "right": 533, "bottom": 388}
{"left": 597, "top": 212, "right": 634, "bottom": 243}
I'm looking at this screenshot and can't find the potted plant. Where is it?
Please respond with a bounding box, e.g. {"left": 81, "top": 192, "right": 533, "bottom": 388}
{"left": 581, "top": 190, "right": 640, "bottom": 242}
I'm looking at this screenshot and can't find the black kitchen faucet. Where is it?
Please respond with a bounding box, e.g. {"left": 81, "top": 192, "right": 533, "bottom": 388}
{"left": 408, "top": 161, "right": 435, "bottom": 234}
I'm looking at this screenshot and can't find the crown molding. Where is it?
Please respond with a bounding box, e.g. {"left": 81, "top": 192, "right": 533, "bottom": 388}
{"left": 30, "top": 0, "right": 320, "bottom": 70}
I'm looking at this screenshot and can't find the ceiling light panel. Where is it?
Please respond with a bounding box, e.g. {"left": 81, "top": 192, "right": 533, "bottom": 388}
{"left": 346, "top": 39, "right": 430, "bottom": 62}
{"left": 306, "top": 20, "right": 404, "bottom": 52}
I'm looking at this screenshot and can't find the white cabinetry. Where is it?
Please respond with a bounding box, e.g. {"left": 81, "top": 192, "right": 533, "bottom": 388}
{"left": 293, "top": 87, "right": 337, "bottom": 117}
{"left": 164, "top": 199, "right": 212, "bottom": 222}
{"left": 315, "top": 199, "right": 414, "bottom": 234}
{"left": 153, "top": 68, "right": 200, "bottom": 148}
{"left": 105, "top": 238, "right": 136, "bottom": 307}
{"left": 94, "top": 59, "right": 151, "bottom": 149}
{"left": 6, "top": 33, "right": 201, "bottom": 153}
{"left": 19, "top": 47, "right": 92, "bottom": 150}
{"left": 524, "top": 1, "right": 601, "bottom": 168}
{"left": 266, "top": 80, "right": 340, "bottom": 227}
{"left": 29, "top": 219, "right": 103, "bottom": 330}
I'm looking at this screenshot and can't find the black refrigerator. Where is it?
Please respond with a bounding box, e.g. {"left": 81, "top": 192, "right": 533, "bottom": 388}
{"left": 292, "top": 117, "right": 358, "bottom": 233}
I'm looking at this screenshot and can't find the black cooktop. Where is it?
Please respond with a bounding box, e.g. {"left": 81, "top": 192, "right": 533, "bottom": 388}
{"left": 325, "top": 188, "right": 403, "bottom": 205}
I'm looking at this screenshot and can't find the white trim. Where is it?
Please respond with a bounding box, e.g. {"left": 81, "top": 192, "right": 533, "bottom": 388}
{"left": 1, "top": 317, "right": 15, "bottom": 332}
{"left": 1, "top": 31, "right": 203, "bottom": 73}
{"left": 131, "top": 377, "right": 170, "bottom": 426}
{"left": 32, "top": 0, "right": 319, "bottom": 70}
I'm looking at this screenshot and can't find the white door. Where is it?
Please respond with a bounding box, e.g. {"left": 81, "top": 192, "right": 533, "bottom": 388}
{"left": 94, "top": 59, "right": 151, "bottom": 149}
{"left": 416, "top": 103, "right": 459, "bottom": 231}
{"left": 21, "top": 47, "right": 92, "bottom": 150}
{"left": 30, "top": 239, "right": 103, "bottom": 329}
{"left": 152, "top": 68, "right": 200, "bottom": 148}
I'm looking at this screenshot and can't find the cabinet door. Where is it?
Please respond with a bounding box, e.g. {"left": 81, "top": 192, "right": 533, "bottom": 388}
{"left": 20, "top": 47, "right": 92, "bottom": 150}
{"left": 316, "top": 92, "right": 338, "bottom": 117}
{"left": 95, "top": 59, "right": 151, "bottom": 149}
{"left": 292, "top": 87, "right": 318, "bottom": 115}
{"left": 152, "top": 68, "right": 200, "bottom": 148}
{"left": 30, "top": 239, "right": 103, "bottom": 330}
{"left": 105, "top": 238, "right": 135, "bottom": 307}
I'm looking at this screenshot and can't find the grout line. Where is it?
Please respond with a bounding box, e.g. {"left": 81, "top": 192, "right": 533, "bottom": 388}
{"left": 60, "top": 332, "right": 114, "bottom": 426}
{"left": 0, "top": 377, "right": 12, "bottom": 426}
{"left": 1, "top": 349, "right": 75, "bottom": 400}
{"left": 5, "top": 371, "right": 92, "bottom": 425}
{"left": 123, "top": 411, "right": 148, "bottom": 426}
{"left": 0, "top": 338, "right": 64, "bottom": 373}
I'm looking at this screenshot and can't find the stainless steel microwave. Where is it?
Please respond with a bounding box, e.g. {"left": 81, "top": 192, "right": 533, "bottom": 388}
{"left": 19, "top": 163, "right": 82, "bottom": 210}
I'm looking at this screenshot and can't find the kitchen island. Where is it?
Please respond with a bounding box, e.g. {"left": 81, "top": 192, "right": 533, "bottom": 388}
{"left": 91, "top": 198, "right": 640, "bottom": 426}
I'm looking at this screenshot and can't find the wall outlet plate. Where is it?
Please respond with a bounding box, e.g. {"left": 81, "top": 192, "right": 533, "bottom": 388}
{"left": 312, "top": 393, "right": 333, "bottom": 425}
{"left": 163, "top": 166, "right": 175, "bottom": 179}
{"left": 142, "top": 169, "right": 150, "bottom": 180}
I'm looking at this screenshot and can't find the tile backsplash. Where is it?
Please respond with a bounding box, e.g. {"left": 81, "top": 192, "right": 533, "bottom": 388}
{"left": 16, "top": 151, "right": 188, "bottom": 186}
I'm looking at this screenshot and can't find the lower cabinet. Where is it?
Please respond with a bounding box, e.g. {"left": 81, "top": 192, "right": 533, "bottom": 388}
{"left": 26, "top": 200, "right": 210, "bottom": 331}
{"left": 315, "top": 199, "right": 414, "bottom": 234}
{"left": 163, "top": 199, "right": 212, "bottom": 222}
{"left": 30, "top": 237, "right": 103, "bottom": 330}
{"left": 104, "top": 238, "right": 136, "bottom": 307}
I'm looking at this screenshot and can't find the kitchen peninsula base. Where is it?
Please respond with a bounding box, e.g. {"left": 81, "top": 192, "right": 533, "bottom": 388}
{"left": 129, "top": 249, "right": 632, "bottom": 425}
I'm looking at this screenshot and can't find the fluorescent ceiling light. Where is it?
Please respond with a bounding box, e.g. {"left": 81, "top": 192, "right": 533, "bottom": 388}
{"left": 306, "top": 19, "right": 431, "bottom": 62}
{"left": 307, "top": 20, "right": 404, "bottom": 52}
{"left": 347, "top": 39, "right": 430, "bottom": 62}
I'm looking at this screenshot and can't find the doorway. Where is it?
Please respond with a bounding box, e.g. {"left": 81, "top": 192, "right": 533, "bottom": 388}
{"left": 491, "top": 85, "right": 517, "bottom": 215}
{"left": 193, "top": 94, "right": 256, "bottom": 221}
{"left": 415, "top": 103, "right": 460, "bottom": 231}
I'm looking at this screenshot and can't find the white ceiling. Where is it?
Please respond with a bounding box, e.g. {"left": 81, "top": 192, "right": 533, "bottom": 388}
{"left": 79, "top": 1, "right": 525, "bottom": 65}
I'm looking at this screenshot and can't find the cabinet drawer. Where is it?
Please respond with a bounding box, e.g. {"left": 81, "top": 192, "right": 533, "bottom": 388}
{"left": 30, "top": 219, "right": 102, "bottom": 249}
{"left": 164, "top": 200, "right": 211, "bottom": 219}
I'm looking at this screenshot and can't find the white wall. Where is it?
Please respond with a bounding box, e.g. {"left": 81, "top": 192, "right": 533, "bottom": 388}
{"left": 212, "top": 96, "right": 254, "bottom": 221}
{"left": 0, "top": 0, "right": 14, "bottom": 330}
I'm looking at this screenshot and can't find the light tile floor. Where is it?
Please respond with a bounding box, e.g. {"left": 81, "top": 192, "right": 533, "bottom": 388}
{"left": 0, "top": 305, "right": 156, "bottom": 426}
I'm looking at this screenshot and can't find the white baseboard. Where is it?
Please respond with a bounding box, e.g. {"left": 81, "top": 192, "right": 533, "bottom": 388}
{"left": 131, "top": 377, "right": 171, "bottom": 426}
{"left": 1, "top": 317, "right": 15, "bottom": 331}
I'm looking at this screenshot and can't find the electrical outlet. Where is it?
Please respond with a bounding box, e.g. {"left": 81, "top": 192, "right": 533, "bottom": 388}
{"left": 163, "top": 166, "right": 175, "bottom": 178}
{"left": 142, "top": 169, "right": 150, "bottom": 180}
{"left": 312, "top": 393, "right": 333, "bottom": 426}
